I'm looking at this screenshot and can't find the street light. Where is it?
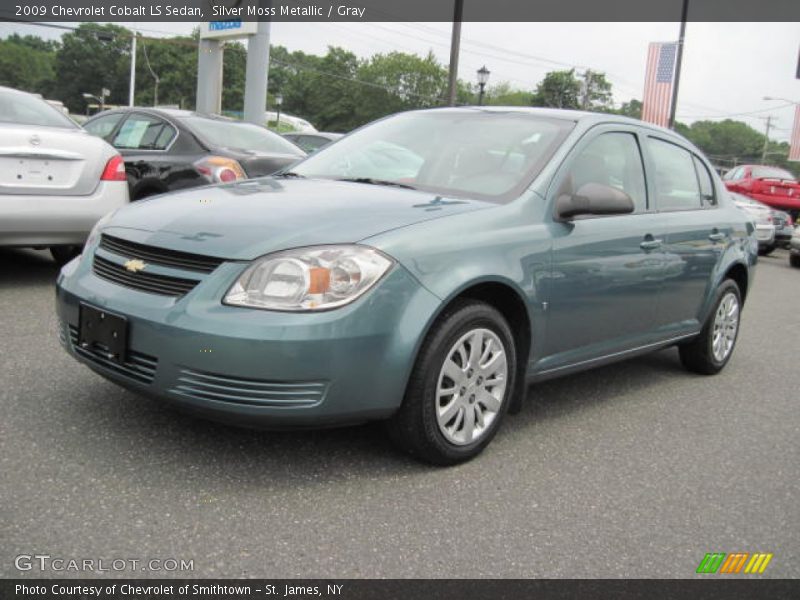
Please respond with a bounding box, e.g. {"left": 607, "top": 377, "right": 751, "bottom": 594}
{"left": 275, "top": 93, "right": 283, "bottom": 129}
{"left": 763, "top": 96, "right": 799, "bottom": 105}
{"left": 82, "top": 88, "right": 109, "bottom": 113}
{"left": 476, "top": 65, "right": 490, "bottom": 106}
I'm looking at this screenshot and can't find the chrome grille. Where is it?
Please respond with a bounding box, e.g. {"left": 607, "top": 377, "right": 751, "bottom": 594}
{"left": 100, "top": 234, "right": 224, "bottom": 273}
{"left": 171, "top": 368, "right": 327, "bottom": 407}
{"left": 68, "top": 325, "right": 157, "bottom": 384}
{"left": 93, "top": 255, "right": 199, "bottom": 297}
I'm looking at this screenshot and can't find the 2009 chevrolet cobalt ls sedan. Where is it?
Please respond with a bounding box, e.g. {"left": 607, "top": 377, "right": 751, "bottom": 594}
{"left": 56, "top": 108, "right": 756, "bottom": 465}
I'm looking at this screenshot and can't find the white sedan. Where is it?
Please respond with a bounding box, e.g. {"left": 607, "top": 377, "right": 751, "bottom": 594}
{"left": 0, "top": 86, "right": 129, "bottom": 264}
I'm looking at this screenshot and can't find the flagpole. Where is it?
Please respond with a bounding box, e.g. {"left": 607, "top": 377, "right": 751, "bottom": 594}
{"left": 668, "top": 0, "right": 689, "bottom": 129}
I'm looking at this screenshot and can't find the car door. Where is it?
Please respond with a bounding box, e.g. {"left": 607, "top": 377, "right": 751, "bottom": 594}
{"left": 644, "top": 136, "right": 726, "bottom": 334}
{"left": 110, "top": 112, "right": 180, "bottom": 199}
{"left": 540, "top": 127, "right": 667, "bottom": 370}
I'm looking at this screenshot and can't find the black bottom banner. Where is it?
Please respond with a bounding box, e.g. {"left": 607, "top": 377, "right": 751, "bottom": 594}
{"left": 2, "top": 579, "right": 799, "bottom": 600}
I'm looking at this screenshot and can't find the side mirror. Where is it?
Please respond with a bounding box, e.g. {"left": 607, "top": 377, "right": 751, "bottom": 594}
{"left": 555, "top": 183, "right": 635, "bottom": 220}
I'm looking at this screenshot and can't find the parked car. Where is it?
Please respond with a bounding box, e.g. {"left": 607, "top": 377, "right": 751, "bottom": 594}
{"left": 0, "top": 86, "right": 128, "bottom": 264}
{"left": 265, "top": 111, "right": 317, "bottom": 132}
{"left": 730, "top": 192, "right": 776, "bottom": 253}
{"left": 56, "top": 108, "right": 756, "bottom": 465}
{"left": 83, "top": 108, "right": 306, "bottom": 200}
{"left": 772, "top": 209, "right": 794, "bottom": 248}
{"left": 790, "top": 225, "right": 800, "bottom": 268}
{"left": 283, "top": 132, "right": 343, "bottom": 153}
{"left": 723, "top": 164, "right": 800, "bottom": 214}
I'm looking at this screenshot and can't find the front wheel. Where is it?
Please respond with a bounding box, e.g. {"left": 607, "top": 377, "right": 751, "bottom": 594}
{"left": 387, "top": 300, "right": 517, "bottom": 466}
{"left": 679, "top": 280, "right": 742, "bottom": 375}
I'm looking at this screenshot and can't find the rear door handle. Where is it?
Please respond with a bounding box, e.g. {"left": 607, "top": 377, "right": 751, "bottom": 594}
{"left": 640, "top": 238, "right": 663, "bottom": 251}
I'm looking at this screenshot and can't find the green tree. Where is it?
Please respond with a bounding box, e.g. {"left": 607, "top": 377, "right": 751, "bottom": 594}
{"left": 0, "top": 35, "right": 58, "bottom": 96}
{"left": 484, "top": 82, "right": 531, "bottom": 106}
{"left": 580, "top": 69, "right": 613, "bottom": 111}
{"left": 531, "top": 69, "right": 582, "bottom": 109}
{"left": 616, "top": 99, "right": 643, "bottom": 119}
{"left": 54, "top": 23, "right": 132, "bottom": 113}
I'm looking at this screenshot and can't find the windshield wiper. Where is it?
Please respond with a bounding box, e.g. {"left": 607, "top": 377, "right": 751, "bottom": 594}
{"left": 334, "top": 177, "right": 417, "bottom": 190}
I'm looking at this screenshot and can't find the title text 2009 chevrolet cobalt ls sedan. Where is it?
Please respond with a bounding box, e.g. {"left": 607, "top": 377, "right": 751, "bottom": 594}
{"left": 56, "top": 108, "right": 756, "bottom": 465}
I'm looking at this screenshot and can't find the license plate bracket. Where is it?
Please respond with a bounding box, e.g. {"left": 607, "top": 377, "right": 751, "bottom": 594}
{"left": 78, "top": 303, "right": 128, "bottom": 364}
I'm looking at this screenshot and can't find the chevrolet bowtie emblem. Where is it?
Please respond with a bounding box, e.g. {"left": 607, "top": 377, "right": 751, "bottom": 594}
{"left": 123, "top": 259, "right": 147, "bottom": 273}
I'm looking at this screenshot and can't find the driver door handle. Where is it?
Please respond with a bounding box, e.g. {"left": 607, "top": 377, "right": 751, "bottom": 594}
{"left": 708, "top": 231, "right": 726, "bottom": 242}
{"left": 640, "top": 237, "right": 663, "bottom": 251}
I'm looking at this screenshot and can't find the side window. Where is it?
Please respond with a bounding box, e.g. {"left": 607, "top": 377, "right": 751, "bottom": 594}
{"left": 84, "top": 113, "right": 124, "bottom": 140}
{"left": 693, "top": 156, "right": 716, "bottom": 206}
{"left": 648, "top": 138, "right": 702, "bottom": 211}
{"left": 112, "top": 114, "right": 176, "bottom": 150}
{"left": 564, "top": 132, "right": 648, "bottom": 212}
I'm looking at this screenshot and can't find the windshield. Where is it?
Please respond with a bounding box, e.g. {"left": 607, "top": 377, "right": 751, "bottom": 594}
{"left": 184, "top": 116, "right": 305, "bottom": 156}
{"left": 289, "top": 110, "right": 573, "bottom": 202}
{"left": 751, "top": 166, "right": 796, "bottom": 181}
{"left": 0, "top": 89, "right": 77, "bottom": 129}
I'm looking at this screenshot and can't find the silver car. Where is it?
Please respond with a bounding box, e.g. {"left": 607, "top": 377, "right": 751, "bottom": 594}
{"left": 0, "top": 86, "right": 129, "bottom": 264}
{"left": 731, "top": 192, "right": 776, "bottom": 254}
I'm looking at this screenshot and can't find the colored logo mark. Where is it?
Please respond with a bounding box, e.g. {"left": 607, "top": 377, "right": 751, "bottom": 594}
{"left": 696, "top": 552, "right": 773, "bottom": 574}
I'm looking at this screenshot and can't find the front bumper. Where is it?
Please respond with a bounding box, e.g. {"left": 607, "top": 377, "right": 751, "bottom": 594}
{"left": 0, "top": 181, "right": 129, "bottom": 247}
{"left": 55, "top": 253, "right": 441, "bottom": 428}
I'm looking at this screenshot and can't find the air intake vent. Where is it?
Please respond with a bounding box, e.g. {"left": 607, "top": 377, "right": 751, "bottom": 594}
{"left": 69, "top": 325, "right": 157, "bottom": 384}
{"left": 100, "top": 234, "right": 224, "bottom": 274}
{"left": 93, "top": 255, "right": 199, "bottom": 297}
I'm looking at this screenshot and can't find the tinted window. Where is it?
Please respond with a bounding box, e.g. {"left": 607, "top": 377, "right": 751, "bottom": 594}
{"left": 84, "top": 113, "right": 124, "bottom": 139}
{"left": 750, "top": 166, "right": 796, "bottom": 181}
{"left": 113, "top": 114, "right": 176, "bottom": 150}
{"left": 693, "top": 156, "right": 716, "bottom": 206}
{"left": 0, "top": 89, "right": 77, "bottom": 129}
{"left": 564, "top": 132, "right": 647, "bottom": 212}
{"left": 184, "top": 116, "right": 304, "bottom": 156}
{"left": 292, "top": 111, "right": 573, "bottom": 202}
{"left": 648, "top": 138, "right": 702, "bottom": 211}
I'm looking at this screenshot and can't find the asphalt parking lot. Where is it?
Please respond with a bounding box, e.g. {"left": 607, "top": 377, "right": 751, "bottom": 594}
{"left": 1, "top": 247, "right": 798, "bottom": 579}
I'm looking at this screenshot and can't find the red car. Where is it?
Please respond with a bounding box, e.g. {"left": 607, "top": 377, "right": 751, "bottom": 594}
{"left": 723, "top": 165, "right": 800, "bottom": 213}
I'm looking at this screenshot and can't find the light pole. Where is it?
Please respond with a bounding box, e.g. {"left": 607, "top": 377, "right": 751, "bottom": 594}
{"left": 275, "top": 94, "right": 283, "bottom": 129}
{"left": 82, "top": 89, "right": 109, "bottom": 113}
{"left": 476, "top": 65, "right": 490, "bottom": 106}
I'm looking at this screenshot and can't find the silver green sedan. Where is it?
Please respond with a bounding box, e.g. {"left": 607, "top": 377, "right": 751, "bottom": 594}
{"left": 56, "top": 108, "right": 756, "bottom": 464}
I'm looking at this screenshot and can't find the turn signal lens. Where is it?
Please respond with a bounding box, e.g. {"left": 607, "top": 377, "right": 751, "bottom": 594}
{"left": 224, "top": 245, "right": 393, "bottom": 311}
{"left": 194, "top": 156, "right": 247, "bottom": 183}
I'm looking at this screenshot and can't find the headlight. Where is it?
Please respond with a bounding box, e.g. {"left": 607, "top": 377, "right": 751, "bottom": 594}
{"left": 224, "top": 245, "right": 394, "bottom": 311}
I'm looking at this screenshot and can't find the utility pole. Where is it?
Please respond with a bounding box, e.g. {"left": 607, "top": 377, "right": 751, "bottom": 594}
{"left": 128, "top": 31, "right": 136, "bottom": 107}
{"left": 668, "top": 0, "right": 690, "bottom": 129}
{"left": 760, "top": 116, "right": 774, "bottom": 164}
{"left": 446, "top": 0, "right": 463, "bottom": 106}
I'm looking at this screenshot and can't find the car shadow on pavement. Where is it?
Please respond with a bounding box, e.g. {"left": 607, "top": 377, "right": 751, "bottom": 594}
{"left": 0, "top": 248, "right": 60, "bottom": 288}
{"left": 53, "top": 346, "right": 691, "bottom": 487}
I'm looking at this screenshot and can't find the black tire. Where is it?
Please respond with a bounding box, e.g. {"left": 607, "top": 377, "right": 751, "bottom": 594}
{"left": 386, "top": 300, "right": 517, "bottom": 466}
{"left": 759, "top": 244, "right": 775, "bottom": 256}
{"left": 50, "top": 245, "right": 81, "bottom": 266}
{"left": 790, "top": 253, "right": 800, "bottom": 269}
{"left": 679, "top": 280, "right": 742, "bottom": 375}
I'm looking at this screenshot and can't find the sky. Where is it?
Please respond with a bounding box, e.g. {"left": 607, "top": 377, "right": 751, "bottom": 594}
{"left": 2, "top": 20, "right": 798, "bottom": 141}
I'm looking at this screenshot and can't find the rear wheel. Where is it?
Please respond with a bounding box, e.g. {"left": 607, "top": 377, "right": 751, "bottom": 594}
{"left": 387, "top": 300, "right": 517, "bottom": 465}
{"left": 50, "top": 245, "right": 81, "bottom": 266}
{"left": 679, "top": 280, "right": 741, "bottom": 375}
{"left": 790, "top": 253, "right": 800, "bottom": 268}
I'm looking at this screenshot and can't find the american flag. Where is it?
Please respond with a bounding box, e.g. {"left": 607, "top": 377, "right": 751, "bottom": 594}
{"left": 789, "top": 105, "right": 800, "bottom": 162}
{"left": 641, "top": 42, "right": 678, "bottom": 128}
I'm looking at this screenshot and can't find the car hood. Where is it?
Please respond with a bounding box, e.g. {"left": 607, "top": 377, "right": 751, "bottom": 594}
{"left": 103, "top": 177, "right": 492, "bottom": 260}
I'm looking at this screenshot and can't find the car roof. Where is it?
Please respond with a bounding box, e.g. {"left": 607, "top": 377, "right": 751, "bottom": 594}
{"left": 89, "top": 107, "right": 238, "bottom": 122}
